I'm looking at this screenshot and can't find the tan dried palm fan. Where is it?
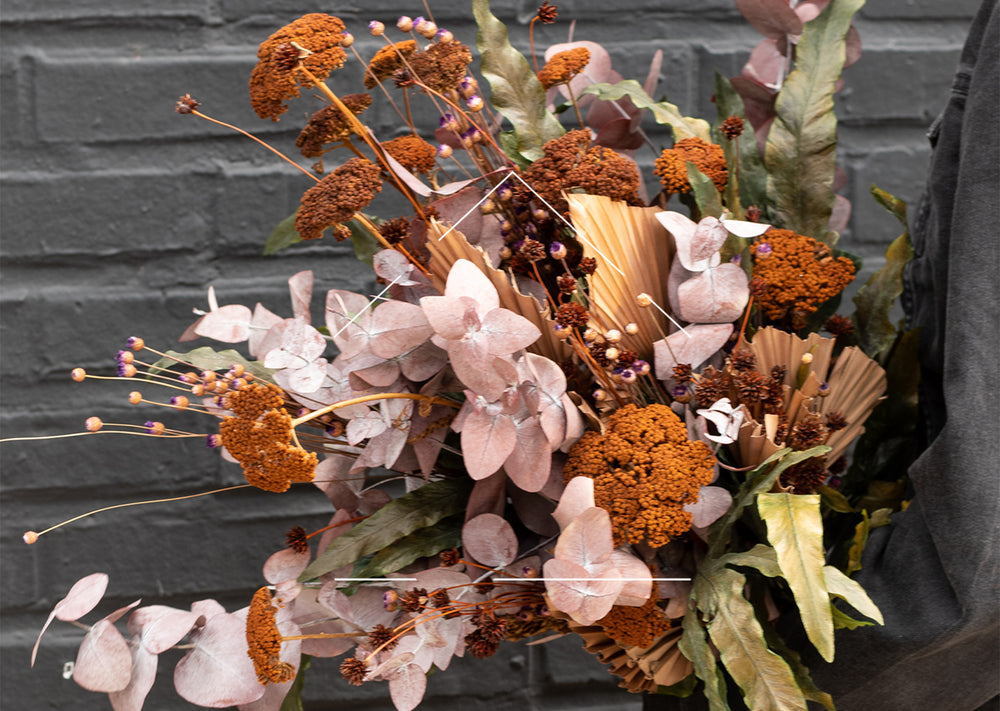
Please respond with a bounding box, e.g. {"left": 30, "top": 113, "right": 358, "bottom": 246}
{"left": 566, "top": 620, "right": 692, "bottom": 693}
{"left": 565, "top": 193, "right": 675, "bottom": 363}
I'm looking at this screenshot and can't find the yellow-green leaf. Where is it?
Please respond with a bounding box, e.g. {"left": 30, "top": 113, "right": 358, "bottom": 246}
{"left": 847, "top": 510, "right": 869, "bottom": 574}
{"left": 765, "top": 0, "right": 865, "bottom": 241}
{"left": 679, "top": 604, "right": 730, "bottom": 711}
{"left": 757, "top": 493, "right": 834, "bottom": 662}
{"left": 473, "top": 0, "right": 564, "bottom": 161}
{"left": 721, "top": 544, "right": 782, "bottom": 579}
{"left": 817, "top": 484, "right": 854, "bottom": 513}
{"left": 823, "top": 565, "right": 883, "bottom": 624}
{"left": 580, "top": 80, "right": 711, "bottom": 142}
{"left": 704, "top": 567, "right": 807, "bottom": 711}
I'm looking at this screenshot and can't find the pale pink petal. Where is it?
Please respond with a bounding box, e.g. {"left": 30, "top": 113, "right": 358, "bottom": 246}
{"left": 194, "top": 304, "right": 253, "bottom": 343}
{"left": 74, "top": 601, "right": 140, "bottom": 693}
{"left": 462, "top": 514, "right": 518, "bottom": 568}
{"left": 173, "top": 608, "right": 263, "bottom": 707}
{"left": 108, "top": 640, "right": 157, "bottom": 711}
{"left": 552, "top": 476, "right": 596, "bottom": 530}
{"left": 684, "top": 485, "right": 733, "bottom": 528}
{"left": 554, "top": 507, "right": 614, "bottom": 570}
{"left": 442, "top": 259, "right": 499, "bottom": 315}
{"left": 288, "top": 271, "right": 314, "bottom": 322}
{"left": 676, "top": 263, "right": 749, "bottom": 324}
{"left": 263, "top": 549, "right": 312, "bottom": 585}
{"left": 460, "top": 406, "right": 517, "bottom": 480}
{"left": 654, "top": 324, "right": 734, "bottom": 379}
{"left": 388, "top": 662, "right": 427, "bottom": 711}
{"left": 32, "top": 572, "right": 109, "bottom": 666}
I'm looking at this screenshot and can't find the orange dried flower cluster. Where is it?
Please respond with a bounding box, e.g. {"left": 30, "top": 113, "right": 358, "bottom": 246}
{"left": 523, "top": 130, "right": 641, "bottom": 214}
{"left": 296, "top": 93, "right": 373, "bottom": 158}
{"left": 653, "top": 137, "right": 728, "bottom": 194}
{"left": 406, "top": 41, "right": 473, "bottom": 94}
{"left": 750, "top": 229, "right": 855, "bottom": 326}
{"left": 365, "top": 40, "right": 417, "bottom": 88}
{"left": 381, "top": 134, "right": 437, "bottom": 174}
{"left": 218, "top": 382, "right": 317, "bottom": 493}
{"left": 295, "top": 158, "right": 383, "bottom": 241}
{"left": 537, "top": 47, "right": 591, "bottom": 89}
{"left": 249, "top": 13, "right": 348, "bottom": 121}
{"left": 597, "top": 594, "right": 672, "bottom": 649}
{"left": 246, "top": 587, "right": 296, "bottom": 684}
{"left": 563, "top": 403, "right": 715, "bottom": 547}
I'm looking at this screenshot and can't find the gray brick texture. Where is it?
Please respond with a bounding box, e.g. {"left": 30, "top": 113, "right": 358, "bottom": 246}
{"left": 0, "top": 1, "right": 979, "bottom": 708}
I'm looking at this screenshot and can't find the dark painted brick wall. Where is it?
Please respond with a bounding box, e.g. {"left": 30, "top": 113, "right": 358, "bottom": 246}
{"left": 0, "top": 1, "right": 982, "bottom": 708}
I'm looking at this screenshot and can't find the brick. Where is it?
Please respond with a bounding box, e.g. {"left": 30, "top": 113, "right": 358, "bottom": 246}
{"left": 29, "top": 53, "right": 269, "bottom": 144}
{"left": 861, "top": 0, "right": 981, "bottom": 19}
{"left": 838, "top": 48, "right": 961, "bottom": 123}
{"left": 1, "top": 0, "right": 210, "bottom": 22}
{"left": 0, "top": 172, "right": 215, "bottom": 258}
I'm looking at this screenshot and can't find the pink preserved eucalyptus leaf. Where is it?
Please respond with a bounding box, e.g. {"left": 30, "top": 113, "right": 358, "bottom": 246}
{"left": 742, "top": 38, "right": 787, "bottom": 89}
{"left": 108, "top": 640, "right": 157, "bottom": 711}
{"left": 653, "top": 324, "right": 734, "bottom": 379}
{"left": 676, "top": 263, "right": 750, "bottom": 324}
{"left": 736, "top": 0, "right": 803, "bottom": 39}
{"left": 828, "top": 194, "right": 852, "bottom": 234}
{"left": 127, "top": 605, "right": 201, "bottom": 654}
{"left": 263, "top": 549, "right": 312, "bottom": 585}
{"left": 460, "top": 406, "right": 517, "bottom": 480}
{"left": 462, "top": 513, "right": 518, "bottom": 568}
{"left": 248, "top": 306, "right": 285, "bottom": 359}
{"left": 552, "top": 476, "right": 596, "bottom": 530}
{"left": 431, "top": 187, "right": 506, "bottom": 266}
{"left": 442, "top": 259, "right": 500, "bottom": 313}
{"left": 194, "top": 304, "right": 253, "bottom": 343}
{"left": 608, "top": 549, "right": 653, "bottom": 607}
{"left": 288, "top": 271, "right": 314, "bottom": 322}
{"left": 368, "top": 301, "right": 433, "bottom": 359}
{"left": 74, "top": 600, "right": 141, "bottom": 693}
{"left": 684, "top": 485, "right": 733, "bottom": 528}
{"left": 554, "top": 507, "right": 614, "bottom": 570}
{"left": 173, "top": 608, "right": 264, "bottom": 707}
{"left": 593, "top": 117, "right": 645, "bottom": 151}
{"left": 313, "top": 455, "right": 361, "bottom": 510}
{"left": 502, "top": 419, "right": 551, "bottom": 493}
{"left": 543, "top": 558, "right": 622, "bottom": 625}
{"left": 465, "top": 471, "right": 508, "bottom": 521}
{"left": 388, "top": 662, "right": 428, "bottom": 711}
{"left": 420, "top": 295, "right": 478, "bottom": 341}
{"left": 32, "top": 572, "right": 109, "bottom": 666}
{"left": 481, "top": 309, "right": 541, "bottom": 355}
{"left": 794, "top": 0, "right": 831, "bottom": 22}
{"left": 844, "top": 25, "right": 862, "bottom": 68}
{"left": 373, "top": 249, "right": 422, "bottom": 287}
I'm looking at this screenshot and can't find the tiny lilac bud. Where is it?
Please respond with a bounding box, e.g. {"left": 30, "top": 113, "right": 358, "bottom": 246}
{"left": 127, "top": 336, "right": 144, "bottom": 351}
{"left": 593, "top": 388, "right": 608, "bottom": 402}
{"left": 633, "top": 359, "right": 651, "bottom": 376}
{"left": 436, "top": 28, "right": 453, "bottom": 43}
{"left": 604, "top": 329, "right": 622, "bottom": 343}
{"left": 170, "top": 395, "right": 190, "bottom": 409}
{"left": 145, "top": 421, "right": 165, "bottom": 435}
{"left": 499, "top": 245, "right": 513, "bottom": 260}
{"left": 396, "top": 15, "right": 413, "bottom": 32}
{"left": 368, "top": 20, "right": 385, "bottom": 36}
{"left": 605, "top": 347, "right": 620, "bottom": 361}
{"left": 340, "top": 31, "right": 354, "bottom": 47}
{"left": 460, "top": 76, "right": 478, "bottom": 98}
{"left": 532, "top": 208, "right": 549, "bottom": 222}
{"left": 480, "top": 198, "right": 497, "bottom": 213}
{"left": 71, "top": 367, "right": 87, "bottom": 382}
{"left": 620, "top": 369, "right": 637, "bottom": 384}
{"left": 583, "top": 328, "right": 598, "bottom": 342}
{"left": 756, "top": 242, "right": 772, "bottom": 257}
{"left": 730, "top": 254, "right": 741, "bottom": 265}
{"left": 818, "top": 382, "right": 831, "bottom": 397}
{"left": 466, "top": 95, "right": 484, "bottom": 112}
{"left": 383, "top": 590, "right": 399, "bottom": 611}
{"left": 554, "top": 323, "right": 571, "bottom": 339}
{"left": 418, "top": 21, "right": 438, "bottom": 39}
{"left": 117, "top": 350, "right": 134, "bottom": 364}
{"left": 206, "top": 434, "right": 222, "bottom": 448}
{"left": 23, "top": 531, "right": 38, "bottom": 545}
{"left": 549, "top": 241, "right": 567, "bottom": 259}
{"left": 672, "top": 386, "right": 692, "bottom": 404}
{"left": 497, "top": 186, "right": 513, "bottom": 203}
{"left": 128, "top": 391, "right": 142, "bottom": 405}
{"left": 85, "top": 416, "right": 103, "bottom": 432}
{"left": 436, "top": 144, "right": 453, "bottom": 159}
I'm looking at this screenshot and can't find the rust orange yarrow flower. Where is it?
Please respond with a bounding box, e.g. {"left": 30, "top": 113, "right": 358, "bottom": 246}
{"left": 598, "top": 593, "right": 672, "bottom": 649}
{"left": 750, "top": 229, "right": 855, "bottom": 327}
{"left": 218, "top": 382, "right": 317, "bottom": 492}
{"left": 537, "top": 47, "right": 590, "bottom": 89}
{"left": 296, "top": 93, "right": 372, "bottom": 158}
{"left": 381, "top": 134, "right": 437, "bottom": 174}
{"left": 365, "top": 40, "right": 418, "bottom": 88}
{"left": 563, "top": 403, "right": 715, "bottom": 547}
{"left": 246, "top": 587, "right": 296, "bottom": 684}
{"left": 654, "top": 137, "right": 728, "bottom": 194}
{"left": 294, "top": 158, "right": 382, "bottom": 241}
{"left": 405, "top": 41, "right": 473, "bottom": 94}
{"left": 250, "top": 13, "right": 348, "bottom": 121}
{"left": 523, "top": 130, "right": 641, "bottom": 214}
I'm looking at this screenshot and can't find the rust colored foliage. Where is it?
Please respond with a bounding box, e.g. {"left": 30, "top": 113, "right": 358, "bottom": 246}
{"left": 295, "top": 158, "right": 383, "bottom": 241}
{"left": 365, "top": 40, "right": 417, "bottom": 88}
{"left": 246, "top": 587, "right": 296, "bottom": 684}
{"left": 654, "top": 137, "right": 728, "bottom": 195}
{"left": 382, "top": 134, "right": 437, "bottom": 174}
{"left": 537, "top": 47, "right": 590, "bottom": 89}
{"left": 750, "top": 229, "right": 855, "bottom": 327}
{"left": 249, "top": 13, "right": 348, "bottom": 121}
{"left": 563, "top": 403, "right": 715, "bottom": 547}
{"left": 218, "top": 382, "right": 317, "bottom": 493}
{"left": 523, "top": 130, "right": 641, "bottom": 215}
{"left": 296, "top": 93, "right": 372, "bottom": 158}
{"left": 598, "top": 593, "right": 671, "bottom": 649}
{"left": 406, "top": 41, "right": 474, "bottom": 94}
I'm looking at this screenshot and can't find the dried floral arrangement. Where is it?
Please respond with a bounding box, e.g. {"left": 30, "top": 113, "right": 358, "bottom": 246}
{"left": 15, "top": 0, "right": 920, "bottom": 708}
